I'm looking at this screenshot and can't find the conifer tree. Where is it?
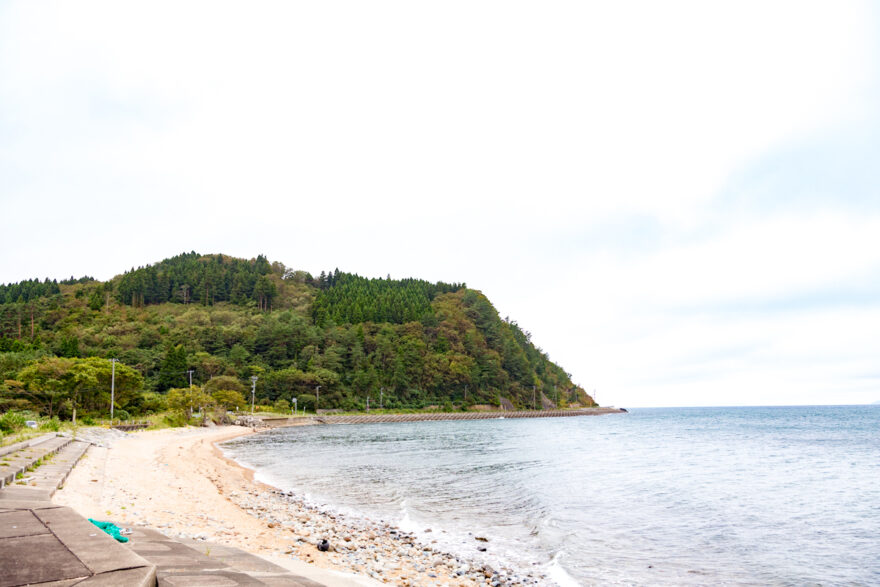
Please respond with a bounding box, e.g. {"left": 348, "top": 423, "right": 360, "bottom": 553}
{"left": 158, "top": 344, "right": 188, "bottom": 391}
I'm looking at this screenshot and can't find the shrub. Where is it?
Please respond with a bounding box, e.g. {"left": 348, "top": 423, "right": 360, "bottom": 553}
{"left": 167, "top": 386, "right": 212, "bottom": 419}
{"left": 80, "top": 416, "right": 96, "bottom": 426}
{"left": 114, "top": 409, "right": 131, "bottom": 421}
{"left": 163, "top": 412, "right": 188, "bottom": 428}
{"left": 297, "top": 394, "right": 316, "bottom": 413}
{"left": 40, "top": 417, "right": 61, "bottom": 432}
{"left": 211, "top": 390, "right": 246, "bottom": 411}
{"left": 140, "top": 392, "right": 168, "bottom": 414}
{"left": 0, "top": 411, "right": 27, "bottom": 433}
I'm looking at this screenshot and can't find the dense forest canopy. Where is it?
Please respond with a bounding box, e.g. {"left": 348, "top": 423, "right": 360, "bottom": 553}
{"left": 0, "top": 276, "right": 95, "bottom": 305}
{"left": 312, "top": 271, "right": 465, "bottom": 326}
{"left": 0, "top": 252, "right": 594, "bottom": 418}
{"left": 114, "top": 252, "right": 278, "bottom": 309}
{"left": 0, "top": 278, "right": 61, "bottom": 304}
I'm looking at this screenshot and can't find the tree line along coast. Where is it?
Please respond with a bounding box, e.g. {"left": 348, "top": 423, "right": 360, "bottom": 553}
{"left": 0, "top": 252, "right": 595, "bottom": 433}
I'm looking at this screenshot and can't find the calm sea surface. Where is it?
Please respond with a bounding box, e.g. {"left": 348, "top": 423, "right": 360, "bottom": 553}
{"left": 222, "top": 406, "right": 880, "bottom": 585}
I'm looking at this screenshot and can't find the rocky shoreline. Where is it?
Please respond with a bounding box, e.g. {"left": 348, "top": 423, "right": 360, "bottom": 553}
{"left": 220, "top": 483, "right": 547, "bottom": 586}
{"left": 217, "top": 409, "right": 628, "bottom": 585}
{"left": 53, "top": 425, "right": 554, "bottom": 586}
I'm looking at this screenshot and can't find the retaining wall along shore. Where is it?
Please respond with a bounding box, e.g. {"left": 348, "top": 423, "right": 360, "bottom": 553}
{"left": 260, "top": 407, "right": 624, "bottom": 428}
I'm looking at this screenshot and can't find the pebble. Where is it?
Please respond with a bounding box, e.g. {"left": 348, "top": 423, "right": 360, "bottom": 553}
{"left": 180, "top": 467, "right": 551, "bottom": 586}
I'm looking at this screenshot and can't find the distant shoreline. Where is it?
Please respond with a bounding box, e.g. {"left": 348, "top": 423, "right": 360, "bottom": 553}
{"left": 259, "top": 406, "right": 626, "bottom": 428}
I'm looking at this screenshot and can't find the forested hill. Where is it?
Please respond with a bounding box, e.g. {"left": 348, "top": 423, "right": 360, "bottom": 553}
{"left": 0, "top": 252, "right": 593, "bottom": 417}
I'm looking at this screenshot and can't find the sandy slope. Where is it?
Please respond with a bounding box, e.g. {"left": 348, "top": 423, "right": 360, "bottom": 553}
{"left": 52, "top": 425, "right": 384, "bottom": 587}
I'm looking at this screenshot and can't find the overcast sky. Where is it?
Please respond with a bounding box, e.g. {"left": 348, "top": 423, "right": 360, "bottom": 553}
{"left": 1, "top": 1, "right": 878, "bottom": 407}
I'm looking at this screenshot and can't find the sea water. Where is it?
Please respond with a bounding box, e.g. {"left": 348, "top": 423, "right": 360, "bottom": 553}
{"left": 222, "top": 406, "right": 880, "bottom": 585}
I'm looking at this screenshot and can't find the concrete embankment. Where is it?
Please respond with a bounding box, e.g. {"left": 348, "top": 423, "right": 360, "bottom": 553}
{"left": 261, "top": 407, "right": 624, "bottom": 428}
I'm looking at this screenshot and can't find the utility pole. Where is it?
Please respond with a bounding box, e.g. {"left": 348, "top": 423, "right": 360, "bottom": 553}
{"left": 188, "top": 369, "right": 194, "bottom": 387}
{"left": 292, "top": 398, "right": 297, "bottom": 416}
{"left": 250, "top": 376, "right": 258, "bottom": 414}
{"left": 110, "top": 358, "right": 117, "bottom": 420}
{"left": 315, "top": 385, "right": 321, "bottom": 413}
{"left": 366, "top": 396, "right": 370, "bottom": 412}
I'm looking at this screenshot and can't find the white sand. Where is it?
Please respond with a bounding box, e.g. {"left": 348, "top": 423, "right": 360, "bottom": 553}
{"left": 52, "top": 426, "right": 384, "bottom": 586}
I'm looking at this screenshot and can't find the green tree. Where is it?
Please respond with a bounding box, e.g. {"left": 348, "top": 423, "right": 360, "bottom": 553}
{"left": 158, "top": 344, "right": 188, "bottom": 391}
{"left": 15, "top": 357, "right": 143, "bottom": 420}
{"left": 167, "top": 386, "right": 213, "bottom": 420}
{"left": 88, "top": 289, "right": 104, "bottom": 311}
{"left": 16, "top": 357, "right": 77, "bottom": 418}
{"left": 78, "top": 357, "right": 144, "bottom": 415}
{"left": 193, "top": 352, "right": 229, "bottom": 381}
{"left": 296, "top": 393, "right": 316, "bottom": 412}
{"left": 137, "top": 392, "right": 168, "bottom": 414}
{"left": 18, "top": 357, "right": 95, "bottom": 423}
{"left": 203, "top": 375, "right": 245, "bottom": 395}
{"left": 204, "top": 375, "right": 247, "bottom": 411}
{"left": 56, "top": 336, "right": 80, "bottom": 358}
{"left": 212, "top": 389, "right": 246, "bottom": 411}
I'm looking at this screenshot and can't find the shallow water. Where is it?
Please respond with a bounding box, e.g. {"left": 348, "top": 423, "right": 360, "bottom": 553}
{"left": 222, "top": 406, "right": 880, "bottom": 585}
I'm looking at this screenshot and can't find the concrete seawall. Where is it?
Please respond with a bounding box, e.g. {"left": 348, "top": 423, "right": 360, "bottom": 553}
{"left": 261, "top": 407, "right": 624, "bottom": 428}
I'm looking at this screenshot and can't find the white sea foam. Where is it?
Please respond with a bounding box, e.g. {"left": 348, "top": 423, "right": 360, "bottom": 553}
{"left": 397, "top": 499, "right": 417, "bottom": 533}
{"left": 546, "top": 552, "right": 581, "bottom": 587}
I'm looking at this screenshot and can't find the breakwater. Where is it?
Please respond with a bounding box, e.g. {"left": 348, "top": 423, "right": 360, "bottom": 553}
{"left": 260, "top": 407, "right": 624, "bottom": 428}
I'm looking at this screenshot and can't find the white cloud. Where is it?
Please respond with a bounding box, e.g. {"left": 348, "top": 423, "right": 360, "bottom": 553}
{"left": 522, "top": 211, "right": 880, "bottom": 407}
{"left": 1, "top": 1, "right": 878, "bottom": 406}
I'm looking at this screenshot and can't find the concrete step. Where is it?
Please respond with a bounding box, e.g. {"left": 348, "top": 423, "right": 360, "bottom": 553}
{"left": 0, "top": 435, "right": 73, "bottom": 489}
{"left": 0, "top": 503, "right": 156, "bottom": 587}
{"left": 0, "top": 432, "right": 58, "bottom": 458}
{"left": 0, "top": 436, "right": 159, "bottom": 587}
{"left": 0, "top": 440, "right": 91, "bottom": 503}
{"left": 125, "top": 527, "right": 324, "bottom": 586}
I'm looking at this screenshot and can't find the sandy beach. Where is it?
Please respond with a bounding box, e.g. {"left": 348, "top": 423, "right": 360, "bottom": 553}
{"left": 52, "top": 425, "right": 530, "bottom": 586}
